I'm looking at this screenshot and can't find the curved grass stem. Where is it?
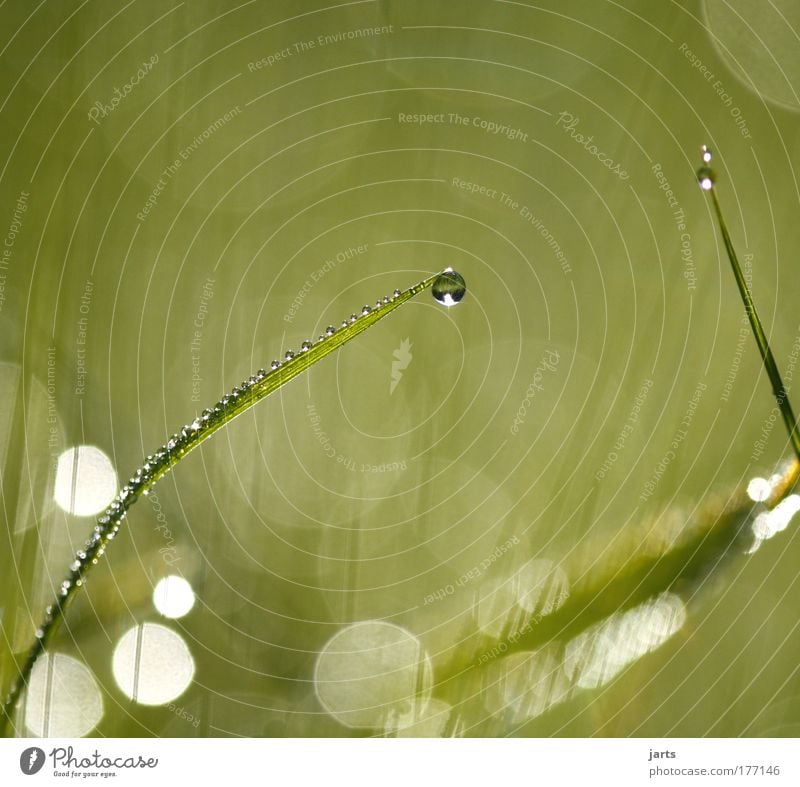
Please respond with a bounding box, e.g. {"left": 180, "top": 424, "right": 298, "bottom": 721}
{"left": 1, "top": 271, "right": 441, "bottom": 735}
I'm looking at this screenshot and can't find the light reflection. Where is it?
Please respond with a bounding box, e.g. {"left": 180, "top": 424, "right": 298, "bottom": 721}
{"left": 314, "top": 620, "right": 433, "bottom": 729}
{"left": 751, "top": 494, "right": 800, "bottom": 543}
{"left": 484, "top": 645, "right": 570, "bottom": 723}
{"left": 564, "top": 592, "right": 686, "bottom": 690}
{"left": 704, "top": 0, "right": 800, "bottom": 112}
{"left": 153, "top": 576, "right": 195, "bottom": 619}
{"left": 53, "top": 445, "right": 117, "bottom": 516}
{"left": 475, "top": 578, "right": 519, "bottom": 639}
{"left": 481, "top": 593, "right": 687, "bottom": 724}
{"left": 112, "top": 623, "right": 195, "bottom": 705}
{"left": 24, "top": 653, "right": 103, "bottom": 737}
{"left": 515, "top": 559, "right": 570, "bottom": 616}
{"left": 474, "top": 560, "right": 569, "bottom": 640}
{"left": 747, "top": 477, "right": 772, "bottom": 502}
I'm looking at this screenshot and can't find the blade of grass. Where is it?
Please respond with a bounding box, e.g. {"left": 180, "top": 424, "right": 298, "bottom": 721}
{"left": 1, "top": 271, "right": 441, "bottom": 734}
{"left": 698, "top": 146, "right": 800, "bottom": 462}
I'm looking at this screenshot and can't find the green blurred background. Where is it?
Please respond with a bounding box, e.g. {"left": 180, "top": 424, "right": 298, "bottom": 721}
{"left": 2, "top": 0, "right": 800, "bottom": 737}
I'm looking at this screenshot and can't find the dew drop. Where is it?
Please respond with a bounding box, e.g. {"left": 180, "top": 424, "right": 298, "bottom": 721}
{"left": 325, "top": 325, "right": 335, "bottom": 336}
{"left": 432, "top": 268, "right": 467, "bottom": 307}
{"left": 285, "top": 350, "right": 295, "bottom": 361}
{"left": 361, "top": 305, "right": 371, "bottom": 316}
{"left": 697, "top": 145, "right": 717, "bottom": 191}
{"left": 270, "top": 360, "right": 280, "bottom": 370}
{"left": 392, "top": 288, "right": 402, "bottom": 299}
{"left": 697, "top": 165, "right": 715, "bottom": 191}
{"left": 301, "top": 340, "right": 313, "bottom": 352}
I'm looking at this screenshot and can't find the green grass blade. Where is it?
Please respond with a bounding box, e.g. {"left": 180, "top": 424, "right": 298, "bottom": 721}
{"left": 0, "top": 271, "right": 440, "bottom": 733}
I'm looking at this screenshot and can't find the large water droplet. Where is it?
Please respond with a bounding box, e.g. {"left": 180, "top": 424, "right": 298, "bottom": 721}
{"left": 697, "top": 165, "right": 715, "bottom": 190}
{"left": 432, "top": 269, "right": 466, "bottom": 307}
